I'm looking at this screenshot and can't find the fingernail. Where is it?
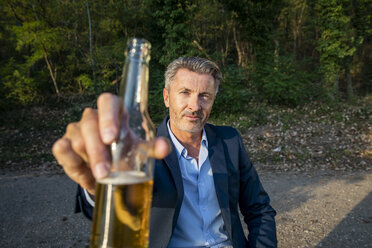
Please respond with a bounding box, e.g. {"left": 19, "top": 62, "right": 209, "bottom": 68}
{"left": 95, "top": 162, "right": 110, "bottom": 179}
{"left": 102, "top": 128, "right": 116, "bottom": 143}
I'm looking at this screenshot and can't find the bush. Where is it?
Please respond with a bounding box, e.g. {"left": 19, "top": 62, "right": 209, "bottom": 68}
{"left": 1, "top": 62, "right": 41, "bottom": 108}
{"left": 212, "top": 65, "right": 253, "bottom": 116}
{"left": 252, "top": 55, "right": 318, "bottom": 106}
{"left": 75, "top": 74, "right": 94, "bottom": 92}
{"left": 148, "top": 64, "right": 168, "bottom": 124}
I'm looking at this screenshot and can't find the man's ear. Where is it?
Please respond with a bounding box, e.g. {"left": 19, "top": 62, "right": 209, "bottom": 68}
{"left": 163, "top": 88, "right": 169, "bottom": 108}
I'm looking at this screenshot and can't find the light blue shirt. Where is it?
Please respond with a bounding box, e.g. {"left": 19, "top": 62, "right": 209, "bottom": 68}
{"left": 167, "top": 122, "right": 232, "bottom": 248}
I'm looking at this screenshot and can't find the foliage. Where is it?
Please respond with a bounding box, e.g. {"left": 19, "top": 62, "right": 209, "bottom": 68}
{"left": 252, "top": 55, "right": 319, "bottom": 106}
{"left": 212, "top": 65, "right": 252, "bottom": 114}
{"left": 0, "top": 0, "right": 370, "bottom": 111}
{"left": 151, "top": 0, "right": 198, "bottom": 66}
{"left": 3, "top": 64, "right": 39, "bottom": 106}
{"left": 314, "top": 0, "right": 366, "bottom": 97}
{"left": 75, "top": 74, "right": 94, "bottom": 92}
{"left": 148, "top": 63, "right": 168, "bottom": 124}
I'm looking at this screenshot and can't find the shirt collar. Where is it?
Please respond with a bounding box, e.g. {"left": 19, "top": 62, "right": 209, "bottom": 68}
{"left": 167, "top": 120, "right": 208, "bottom": 159}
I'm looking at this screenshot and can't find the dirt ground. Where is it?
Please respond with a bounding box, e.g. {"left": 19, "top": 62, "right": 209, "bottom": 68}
{"left": 0, "top": 168, "right": 371, "bottom": 248}
{"left": 258, "top": 169, "right": 372, "bottom": 248}
{"left": 0, "top": 102, "right": 370, "bottom": 247}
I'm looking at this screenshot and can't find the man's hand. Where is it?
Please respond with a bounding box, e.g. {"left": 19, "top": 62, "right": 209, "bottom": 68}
{"left": 52, "top": 93, "right": 170, "bottom": 195}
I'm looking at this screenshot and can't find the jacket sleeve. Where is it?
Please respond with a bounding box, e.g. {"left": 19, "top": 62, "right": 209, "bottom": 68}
{"left": 75, "top": 185, "right": 94, "bottom": 220}
{"left": 236, "top": 131, "right": 277, "bottom": 248}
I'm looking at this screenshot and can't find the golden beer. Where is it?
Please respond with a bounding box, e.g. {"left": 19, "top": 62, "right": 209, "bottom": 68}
{"left": 90, "top": 38, "right": 155, "bottom": 248}
{"left": 90, "top": 171, "right": 154, "bottom": 248}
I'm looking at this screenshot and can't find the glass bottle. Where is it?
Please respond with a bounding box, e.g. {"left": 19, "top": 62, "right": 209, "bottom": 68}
{"left": 90, "top": 38, "right": 155, "bottom": 248}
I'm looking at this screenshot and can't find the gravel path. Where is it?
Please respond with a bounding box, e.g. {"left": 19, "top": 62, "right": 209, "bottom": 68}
{"left": 259, "top": 170, "right": 372, "bottom": 248}
{"left": 1, "top": 169, "right": 371, "bottom": 248}
{"left": 0, "top": 173, "right": 91, "bottom": 247}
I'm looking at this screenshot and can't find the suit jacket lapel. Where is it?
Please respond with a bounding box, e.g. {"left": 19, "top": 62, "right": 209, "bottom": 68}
{"left": 205, "top": 124, "right": 232, "bottom": 239}
{"left": 157, "top": 117, "right": 184, "bottom": 209}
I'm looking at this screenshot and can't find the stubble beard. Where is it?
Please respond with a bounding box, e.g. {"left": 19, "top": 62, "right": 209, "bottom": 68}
{"left": 170, "top": 111, "right": 208, "bottom": 134}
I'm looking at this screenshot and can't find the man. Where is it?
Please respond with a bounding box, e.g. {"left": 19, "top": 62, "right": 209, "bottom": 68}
{"left": 53, "top": 57, "right": 277, "bottom": 247}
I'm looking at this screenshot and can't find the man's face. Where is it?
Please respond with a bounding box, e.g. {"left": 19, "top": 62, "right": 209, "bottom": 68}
{"left": 163, "top": 68, "right": 216, "bottom": 135}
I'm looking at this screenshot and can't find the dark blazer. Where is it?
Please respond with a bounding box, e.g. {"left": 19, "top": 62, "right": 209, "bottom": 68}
{"left": 76, "top": 116, "right": 277, "bottom": 248}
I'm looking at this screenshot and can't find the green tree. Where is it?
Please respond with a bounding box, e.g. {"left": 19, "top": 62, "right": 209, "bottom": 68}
{"left": 0, "top": 0, "right": 371, "bottom": 109}
{"left": 315, "top": 0, "right": 364, "bottom": 99}
{"left": 151, "top": 0, "right": 197, "bottom": 66}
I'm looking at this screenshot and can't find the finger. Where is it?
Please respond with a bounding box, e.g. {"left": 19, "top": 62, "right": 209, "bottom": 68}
{"left": 64, "top": 122, "right": 88, "bottom": 163}
{"left": 97, "top": 93, "right": 120, "bottom": 144}
{"left": 146, "top": 137, "right": 172, "bottom": 159}
{"left": 81, "top": 108, "right": 111, "bottom": 180}
{"left": 52, "top": 138, "right": 96, "bottom": 194}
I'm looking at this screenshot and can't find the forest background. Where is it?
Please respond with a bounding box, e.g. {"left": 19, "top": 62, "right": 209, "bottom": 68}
{"left": 1, "top": 2, "right": 371, "bottom": 247}
{"left": 0, "top": 0, "right": 371, "bottom": 123}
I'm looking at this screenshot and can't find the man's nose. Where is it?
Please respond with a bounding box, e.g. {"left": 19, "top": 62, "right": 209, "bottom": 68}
{"left": 188, "top": 95, "right": 200, "bottom": 112}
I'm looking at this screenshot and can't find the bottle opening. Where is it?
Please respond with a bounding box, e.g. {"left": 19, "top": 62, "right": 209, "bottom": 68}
{"left": 126, "top": 38, "right": 151, "bottom": 63}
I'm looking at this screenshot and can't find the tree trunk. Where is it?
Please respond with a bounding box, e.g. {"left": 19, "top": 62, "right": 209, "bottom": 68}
{"left": 221, "top": 38, "right": 229, "bottom": 66}
{"left": 346, "top": 68, "right": 354, "bottom": 100}
{"left": 86, "top": 0, "right": 97, "bottom": 92}
{"left": 274, "top": 39, "right": 279, "bottom": 70}
{"left": 233, "top": 25, "right": 242, "bottom": 66}
{"left": 294, "top": 2, "right": 306, "bottom": 59}
{"left": 293, "top": 28, "right": 297, "bottom": 56}
{"left": 221, "top": 21, "right": 231, "bottom": 66}
{"left": 42, "top": 44, "right": 59, "bottom": 95}
{"left": 333, "top": 76, "right": 340, "bottom": 100}
{"left": 193, "top": 40, "right": 212, "bottom": 60}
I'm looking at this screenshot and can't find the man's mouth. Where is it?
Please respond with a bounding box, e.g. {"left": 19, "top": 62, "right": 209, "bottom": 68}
{"left": 184, "top": 115, "right": 200, "bottom": 120}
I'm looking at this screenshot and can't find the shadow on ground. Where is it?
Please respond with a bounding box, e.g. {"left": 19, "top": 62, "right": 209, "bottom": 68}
{"left": 1, "top": 169, "right": 371, "bottom": 248}
{"left": 316, "top": 191, "right": 372, "bottom": 248}
{"left": 257, "top": 170, "right": 372, "bottom": 248}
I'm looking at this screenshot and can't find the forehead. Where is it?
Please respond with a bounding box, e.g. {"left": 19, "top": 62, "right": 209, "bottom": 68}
{"left": 171, "top": 68, "right": 215, "bottom": 90}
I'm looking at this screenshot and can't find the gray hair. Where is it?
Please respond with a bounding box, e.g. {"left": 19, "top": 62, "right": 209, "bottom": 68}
{"left": 164, "top": 57, "right": 222, "bottom": 94}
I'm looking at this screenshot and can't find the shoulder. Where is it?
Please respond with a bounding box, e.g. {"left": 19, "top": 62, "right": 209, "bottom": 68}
{"left": 205, "top": 123, "right": 241, "bottom": 140}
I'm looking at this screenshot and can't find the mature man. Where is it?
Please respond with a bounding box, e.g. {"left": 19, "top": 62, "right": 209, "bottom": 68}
{"left": 53, "top": 57, "right": 277, "bottom": 247}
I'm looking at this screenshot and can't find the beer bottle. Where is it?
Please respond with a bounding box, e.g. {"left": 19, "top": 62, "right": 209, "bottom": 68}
{"left": 90, "top": 38, "right": 155, "bottom": 248}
